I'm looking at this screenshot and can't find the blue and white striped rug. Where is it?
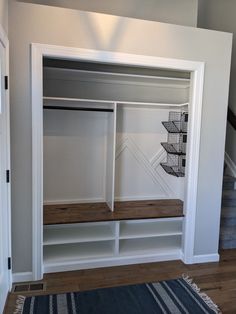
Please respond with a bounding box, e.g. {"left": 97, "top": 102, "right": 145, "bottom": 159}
{"left": 14, "top": 277, "right": 221, "bottom": 314}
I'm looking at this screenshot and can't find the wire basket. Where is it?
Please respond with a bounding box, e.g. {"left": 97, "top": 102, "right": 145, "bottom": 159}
{"left": 160, "top": 155, "right": 186, "bottom": 177}
{"left": 162, "top": 112, "right": 188, "bottom": 133}
{"left": 161, "top": 133, "right": 187, "bottom": 155}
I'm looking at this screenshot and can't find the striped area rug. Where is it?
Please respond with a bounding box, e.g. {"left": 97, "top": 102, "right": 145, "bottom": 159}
{"left": 14, "top": 277, "right": 221, "bottom": 314}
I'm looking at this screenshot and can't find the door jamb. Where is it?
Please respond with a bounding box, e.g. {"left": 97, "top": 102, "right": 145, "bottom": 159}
{"left": 31, "top": 43, "right": 205, "bottom": 280}
{"left": 0, "top": 24, "right": 11, "bottom": 289}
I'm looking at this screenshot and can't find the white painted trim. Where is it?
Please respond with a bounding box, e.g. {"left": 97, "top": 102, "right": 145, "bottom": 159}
{"left": 31, "top": 44, "right": 204, "bottom": 72}
{"left": 31, "top": 44, "right": 205, "bottom": 280}
{"left": 182, "top": 65, "right": 205, "bottom": 264}
{"left": 110, "top": 102, "right": 117, "bottom": 211}
{"left": 44, "top": 195, "right": 177, "bottom": 204}
{"left": 43, "top": 252, "right": 181, "bottom": 273}
{"left": 0, "top": 24, "right": 12, "bottom": 294}
{"left": 114, "top": 196, "right": 174, "bottom": 201}
{"left": 31, "top": 45, "right": 44, "bottom": 280}
{"left": 192, "top": 254, "right": 220, "bottom": 264}
{"left": 12, "top": 272, "right": 33, "bottom": 283}
{"left": 115, "top": 137, "right": 173, "bottom": 198}
{"left": 225, "top": 152, "right": 236, "bottom": 178}
{"left": 44, "top": 198, "right": 105, "bottom": 205}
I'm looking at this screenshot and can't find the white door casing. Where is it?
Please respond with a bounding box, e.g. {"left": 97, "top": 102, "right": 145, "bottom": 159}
{"left": 0, "top": 26, "right": 11, "bottom": 314}
{"left": 31, "top": 44, "right": 204, "bottom": 280}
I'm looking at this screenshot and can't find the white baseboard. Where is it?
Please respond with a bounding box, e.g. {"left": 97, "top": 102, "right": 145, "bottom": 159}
{"left": 44, "top": 196, "right": 173, "bottom": 204}
{"left": 44, "top": 252, "right": 181, "bottom": 274}
{"left": 225, "top": 152, "right": 236, "bottom": 178}
{"left": 12, "top": 272, "right": 33, "bottom": 283}
{"left": 192, "top": 253, "right": 219, "bottom": 264}
{"left": 43, "top": 198, "right": 104, "bottom": 205}
{"left": 114, "top": 195, "right": 171, "bottom": 202}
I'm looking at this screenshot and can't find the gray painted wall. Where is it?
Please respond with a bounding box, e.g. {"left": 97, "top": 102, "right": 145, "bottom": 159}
{"left": 18, "top": 0, "right": 199, "bottom": 27}
{"left": 198, "top": 0, "right": 236, "bottom": 108}
{"left": 198, "top": 0, "right": 236, "bottom": 167}
{"left": 0, "top": 0, "right": 8, "bottom": 33}
{"left": 9, "top": 0, "right": 232, "bottom": 272}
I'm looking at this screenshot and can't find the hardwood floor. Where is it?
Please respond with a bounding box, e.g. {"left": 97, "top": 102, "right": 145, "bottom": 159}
{"left": 4, "top": 249, "right": 236, "bottom": 313}
{"left": 44, "top": 199, "right": 184, "bottom": 224}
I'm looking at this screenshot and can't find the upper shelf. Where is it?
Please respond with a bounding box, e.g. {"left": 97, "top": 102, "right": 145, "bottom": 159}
{"left": 43, "top": 97, "right": 189, "bottom": 110}
{"left": 44, "top": 66, "right": 190, "bottom": 90}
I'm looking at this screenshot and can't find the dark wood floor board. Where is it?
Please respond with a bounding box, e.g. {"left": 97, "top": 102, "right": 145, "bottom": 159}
{"left": 44, "top": 199, "right": 184, "bottom": 224}
{"left": 5, "top": 250, "right": 236, "bottom": 314}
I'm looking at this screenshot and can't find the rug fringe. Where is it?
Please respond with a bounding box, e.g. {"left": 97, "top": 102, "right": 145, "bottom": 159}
{"left": 182, "top": 275, "right": 222, "bottom": 314}
{"left": 13, "top": 295, "right": 26, "bottom": 314}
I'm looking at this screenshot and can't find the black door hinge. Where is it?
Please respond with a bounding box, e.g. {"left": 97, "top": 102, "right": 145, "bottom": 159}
{"left": 6, "top": 170, "right": 10, "bottom": 183}
{"left": 8, "top": 257, "right": 11, "bottom": 270}
{"left": 4, "top": 76, "right": 8, "bottom": 90}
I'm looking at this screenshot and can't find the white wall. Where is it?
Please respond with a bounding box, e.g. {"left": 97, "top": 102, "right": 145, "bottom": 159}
{"left": 43, "top": 107, "right": 186, "bottom": 204}
{"left": 0, "top": 0, "right": 8, "bottom": 33}
{"left": 115, "top": 107, "right": 186, "bottom": 201}
{"left": 43, "top": 68, "right": 189, "bottom": 104}
{"left": 18, "top": 0, "right": 199, "bottom": 27}
{"left": 43, "top": 70, "right": 188, "bottom": 204}
{"left": 9, "top": 1, "right": 232, "bottom": 272}
{"left": 198, "top": 0, "right": 236, "bottom": 109}
{"left": 198, "top": 0, "right": 236, "bottom": 171}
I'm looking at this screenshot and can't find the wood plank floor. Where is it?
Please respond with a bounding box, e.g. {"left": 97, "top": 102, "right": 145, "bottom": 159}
{"left": 44, "top": 199, "right": 184, "bottom": 224}
{"left": 4, "top": 250, "right": 236, "bottom": 313}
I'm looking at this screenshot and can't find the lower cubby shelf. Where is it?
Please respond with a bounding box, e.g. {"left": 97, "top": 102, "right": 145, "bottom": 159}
{"left": 44, "top": 222, "right": 116, "bottom": 245}
{"left": 119, "top": 218, "right": 182, "bottom": 239}
{"left": 119, "top": 236, "right": 181, "bottom": 256}
{"left": 44, "top": 241, "right": 115, "bottom": 265}
{"left": 43, "top": 217, "right": 184, "bottom": 273}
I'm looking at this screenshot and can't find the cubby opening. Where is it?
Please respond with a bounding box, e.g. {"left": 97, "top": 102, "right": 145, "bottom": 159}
{"left": 43, "top": 222, "right": 116, "bottom": 245}
{"left": 119, "top": 218, "right": 183, "bottom": 239}
{"left": 42, "top": 57, "right": 191, "bottom": 272}
{"left": 119, "top": 236, "right": 182, "bottom": 256}
{"left": 44, "top": 240, "right": 116, "bottom": 266}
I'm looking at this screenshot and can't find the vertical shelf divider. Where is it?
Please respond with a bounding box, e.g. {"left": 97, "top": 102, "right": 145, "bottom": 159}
{"left": 114, "top": 221, "right": 120, "bottom": 255}
{"left": 105, "top": 102, "right": 117, "bottom": 211}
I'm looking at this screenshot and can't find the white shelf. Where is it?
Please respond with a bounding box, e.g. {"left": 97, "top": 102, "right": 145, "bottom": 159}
{"left": 43, "top": 218, "right": 183, "bottom": 271}
{"left": 119, "top": 218, "right": 183, "bottom": 240}
{"left": 44, "top": 67, "right": 190, "bottom": 89}
{"left": 44, "top": 222, "right": 115, "bottom": 245}
{"left": 44, "top": 241, "right": 115, "bottom": 265}
{"left": 119, "top": 235, "right": 181, "bottom": 256}
{"left": 44, "top": 96, "right": 114, "bottom": 106}
{"left": 43, "top": 96, "right": 188, "bottom": 109}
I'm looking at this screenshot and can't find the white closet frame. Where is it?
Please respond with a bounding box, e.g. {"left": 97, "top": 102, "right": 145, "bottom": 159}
{"left": 31, "top": 43, "right": 204, "bottom": 280}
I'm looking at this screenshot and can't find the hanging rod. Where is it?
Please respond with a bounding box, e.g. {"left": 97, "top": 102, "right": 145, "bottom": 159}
{"left": 43, "top": 105, "right": 114, "bottom": 112}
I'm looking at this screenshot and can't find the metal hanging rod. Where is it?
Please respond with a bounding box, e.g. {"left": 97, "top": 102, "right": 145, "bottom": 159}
{"left": 43, "top": 105, "right": 114, "bottom": 112}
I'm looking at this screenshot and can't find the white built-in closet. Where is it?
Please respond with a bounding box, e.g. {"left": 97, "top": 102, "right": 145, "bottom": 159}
{"left": 42, "top": 59, "right": 190, "bottom": 273}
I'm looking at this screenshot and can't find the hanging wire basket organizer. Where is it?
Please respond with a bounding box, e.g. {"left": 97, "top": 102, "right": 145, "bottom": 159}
{"left": 160, "top": 111, "right": 188, "bottom": 177}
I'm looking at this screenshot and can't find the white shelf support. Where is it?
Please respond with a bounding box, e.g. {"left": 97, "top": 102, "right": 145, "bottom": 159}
{"left": 114, "top": 221, "right": 120, "bottom": 255}
{"left": 106, "top": 102, "right": 117, "bottom": 211}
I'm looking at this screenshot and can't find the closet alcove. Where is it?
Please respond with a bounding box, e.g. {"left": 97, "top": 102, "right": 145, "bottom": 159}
{"left": 42, "top": 58, "right": 191, "bottom": 272}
